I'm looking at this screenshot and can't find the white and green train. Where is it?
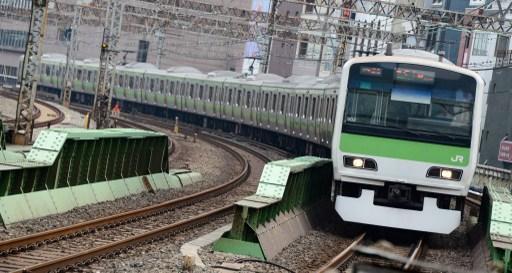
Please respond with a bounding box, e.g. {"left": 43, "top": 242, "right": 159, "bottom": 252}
{"left": 28, "top": 49, "right": 483, "bottom": 234}
{"left": 333, "top": 50, "right": 484, "bottom": 234}
{"left": 32, "top": 54, "right": 339, "bottom": 152}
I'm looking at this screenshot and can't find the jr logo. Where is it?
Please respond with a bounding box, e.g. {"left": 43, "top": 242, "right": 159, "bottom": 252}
{"left": 451, "top": 155, "right": 464, "bottom": 163}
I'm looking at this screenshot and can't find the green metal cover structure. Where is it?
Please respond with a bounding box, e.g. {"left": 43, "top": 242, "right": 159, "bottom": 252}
{"left": 214, "top": 156, "right": 332, "bottom": 260}
{"left": 480, "top": 183, "right": 512, "bottom": 273}
{"left": 0, "top": 128, "right": 181, "bottom": 225}
{"left": 0, "top": 119, "right": 5, "bottom": 150}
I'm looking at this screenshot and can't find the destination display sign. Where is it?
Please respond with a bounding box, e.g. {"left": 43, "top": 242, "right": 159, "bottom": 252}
{"left": 498, "top": 138, "right": 512, "bottom": 163}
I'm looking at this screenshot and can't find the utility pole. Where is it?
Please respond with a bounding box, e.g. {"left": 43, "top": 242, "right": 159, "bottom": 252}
{"left": 155, "top": 29, "right": 165, "bottom": 68}
{"left": 315, "top": 5, "right": 332, "bottom": 77}
{"left": 91, "top": 0, "right": 123, "bottom": 129}
{"left": 262, "top": 0, "right": 279, "bottom": 73}
{"left": 62, "top": 5, "right": 82, "bottom": 108}
{"left": 14, "top": 0, "right": 49, "bottom": 145}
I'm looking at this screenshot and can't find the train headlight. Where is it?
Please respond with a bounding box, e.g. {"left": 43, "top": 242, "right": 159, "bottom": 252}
{"left": 353, "top": 158, "right": 364, "bottom": 168}
{"left": 343, "top": 156, "right": 377, "bottom": 171}
{"left": 441, "top": 169, "right": 453, "bottom": 179}
{"left": 427, "top": 167, "right": 463, "bottom": 181}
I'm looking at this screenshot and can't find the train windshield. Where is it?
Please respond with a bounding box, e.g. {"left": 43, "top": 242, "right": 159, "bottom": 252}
{"left": 343, "top": 63, "right": 477, "bottom": 147}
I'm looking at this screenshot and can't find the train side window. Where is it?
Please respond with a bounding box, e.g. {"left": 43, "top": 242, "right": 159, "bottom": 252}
{"left": 304, "top": 96, "right": 309, "bottom": 117}
{"left": 297, "top": 96, "right": 302, "bottom": 116}
{"left": 330, "top": 98, "right": 336, "bottom": 122}
{"left": 199, "top": 85, "right": 204, "bottom": 99}
{"left": 129, "top": 76, "right": 134, "bottom": 89}
{"left": 264, "top": 93, "right": 269, "bottom": 110}
{"left": 312, "top": 97, "right": 316, "bottom": 119}
{"left": 208, "top": 86, "right": 213, "bottom": 101}
{"left": 280, "top": 94, "right": 286, "bottom": 113}
{"left": 164, "top": 80, "right": 170, "bottom": 94}
{"left": 180, "top": 82, "right": 186, "bottom": 96}
{"left": 160, "top": 80, "right": 164, "bottom": 93}
{"left": 190, "top": 84, "right": 195, "bottom": 98}
{"left": 118, "top": 75, "right": 123, "bottom": 87}
{"left": 246, "top": 91, "right": 251, "bottom": 107}
{"left": 155, "top": 79, "right": 160, "bottom": 92}
{"left": 77, "top": 69, "right": 82, "bottom": 80}
{"left": 272, "top": 94, "right": 277, "bottom": 112}
{"left": 87, "top": 71, "right": 92, "bottom": 82}
{"left": 134, "top": 76, "right": 139, "bottom": 90}
{"left": 150, "top": 78, "right": 155, "bottom": 91}
{"left": 169, "top": 81, "right": 175, "bottom": 95}
{"left": 237, "top": 89, "right": 242, "bottom": 106}
{"left": 228, "top": 88, "right": 233, "bottom": 104}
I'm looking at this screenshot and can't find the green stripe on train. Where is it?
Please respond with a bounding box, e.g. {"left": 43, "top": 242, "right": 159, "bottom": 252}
{"left": 340, "top": 133, "right": 470, "bottom": 167}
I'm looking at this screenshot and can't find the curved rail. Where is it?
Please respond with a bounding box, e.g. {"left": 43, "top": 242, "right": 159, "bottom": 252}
{"left": 403, "top": 238, "right": 424, "bottom": 270}
{"left": 315, "top": 233, "right": 366, "bottom": 273}
{"left": 0, "top": 90, "right": 65, "bottom": 128}
{"left": 0, "top": 117, "right": 274, "bottom": 272}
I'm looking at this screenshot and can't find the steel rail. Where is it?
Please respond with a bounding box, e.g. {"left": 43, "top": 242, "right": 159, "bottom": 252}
{"left": 403, "top": 238, "right": 424, "bottom": 270}
{"left": 0, "top": 90, "right": 65, "bottom": 128}
{"left": 315, "top": 233, "right": 366, "bottom": 273}
{"left": 0, "top": 128, "right": 250, "bottom": 255}
{"left": 11, "top": 205, "right": 234, "bottom": 273}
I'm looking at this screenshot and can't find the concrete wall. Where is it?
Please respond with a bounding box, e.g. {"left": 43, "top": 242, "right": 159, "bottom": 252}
{"left": 479, "top": 68, "right": 512, "bottom": 169}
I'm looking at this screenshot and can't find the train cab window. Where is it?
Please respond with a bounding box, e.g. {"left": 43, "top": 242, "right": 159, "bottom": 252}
{"left": 199, "top": 85, "right": 204, "bottom": 99}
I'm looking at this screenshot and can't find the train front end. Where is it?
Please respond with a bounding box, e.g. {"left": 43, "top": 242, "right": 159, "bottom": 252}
{"left": 331, "top": 52, "right": 484, "bottom": 234}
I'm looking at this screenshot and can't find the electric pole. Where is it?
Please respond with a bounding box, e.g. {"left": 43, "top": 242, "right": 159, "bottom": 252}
{"left": 62, "top": 5, "right": 82, "bottom": 108}
{"left": 91, "top": 0, "right": 123, "bottom": 129}
{"left": 14, "top": 0, "right": 49, "bottom": 144}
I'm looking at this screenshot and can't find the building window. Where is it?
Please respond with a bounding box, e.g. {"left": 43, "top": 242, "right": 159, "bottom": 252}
{"left": 298, "top": 41, "right": 308, "bottom": 58}
{"left": 0, "top": 29, "right": 28, "bottom": 49}
{"left": 495, "top": 35, "right": 509, "bottom": 58}
{"left": 472, "top": 33, "right": 489, "bottom": 56}
{"left": 304, "top": 0, "right": 315, "bottom": 13}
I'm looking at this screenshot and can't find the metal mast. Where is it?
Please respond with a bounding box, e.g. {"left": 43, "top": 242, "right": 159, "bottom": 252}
{"left": 14, "top": 0, "right": 49, "bottom": 145}
{"left": 92, "top": 0, "right": 123, "bottom": 129}
{"left": 155, "top": 29, "right": 165, "bottom": 68}
{"left": 262, "top": 0, "right": 280, "bottom": 73}
{"left": 62, "top": 5, "right": 82, "bottom": 108}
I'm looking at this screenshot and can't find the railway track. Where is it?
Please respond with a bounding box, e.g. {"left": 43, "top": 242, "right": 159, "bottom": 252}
{"left": 0, "top": 118, "right": 273, "bottom": 272}
{"left": 315, "top": 235, "right": 426, "bottom": 273}
{"left": 0, "top": 90, "right": 65, "bottom": 129}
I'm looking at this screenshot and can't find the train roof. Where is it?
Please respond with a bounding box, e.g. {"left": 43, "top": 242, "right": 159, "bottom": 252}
{"left": 39, "top": 53, "right": 340, "bottom": 88}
